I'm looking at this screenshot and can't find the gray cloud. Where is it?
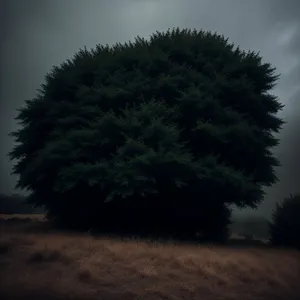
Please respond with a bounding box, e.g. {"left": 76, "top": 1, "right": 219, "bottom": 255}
{"left": 1, "top": 0, "right": 299, "bottom": 218}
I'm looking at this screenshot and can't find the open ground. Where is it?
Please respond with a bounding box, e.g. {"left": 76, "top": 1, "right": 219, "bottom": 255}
{"left": 0, "top": 214, "right": 299, "bottom": 300}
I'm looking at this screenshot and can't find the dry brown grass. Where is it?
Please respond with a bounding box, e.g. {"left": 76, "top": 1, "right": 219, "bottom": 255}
{"left": 0, "top": 215, "right": 299, "bottom": 300}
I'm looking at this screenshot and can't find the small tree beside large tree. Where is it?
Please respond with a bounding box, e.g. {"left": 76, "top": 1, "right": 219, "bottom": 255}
{"left": 269, "top": 194, "right": 300, "bottom": 249}
{"left": 9, "top": 28, "right": 284, "bottom": 241}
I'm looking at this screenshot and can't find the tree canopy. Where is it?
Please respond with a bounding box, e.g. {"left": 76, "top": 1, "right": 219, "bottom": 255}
{"left": 9, "top": 28, "right": 284, "bottom": 240}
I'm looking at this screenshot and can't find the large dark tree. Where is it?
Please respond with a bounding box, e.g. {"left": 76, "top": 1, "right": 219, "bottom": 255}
{"left": 9, "top": 28, "right": 284, "bottom": 240}
{"left": 269, "top": 194, "right": 300, "bottom": 249}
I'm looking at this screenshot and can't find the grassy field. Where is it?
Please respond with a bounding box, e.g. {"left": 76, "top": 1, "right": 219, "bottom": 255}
{"left": 0, "top": 214, "right": 299, "bottom": 300}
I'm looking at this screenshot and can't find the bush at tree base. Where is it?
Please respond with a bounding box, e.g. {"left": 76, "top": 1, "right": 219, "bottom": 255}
{"left": 269, "top": 194, "right": 300, "bottom": 249}
{"left": 9, "top": 28, "right": 284, "bottom": 242}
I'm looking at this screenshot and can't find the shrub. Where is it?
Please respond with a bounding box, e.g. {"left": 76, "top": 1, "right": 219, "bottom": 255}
{"left": 269, "top": 194, "right": 300, "bottom": 249}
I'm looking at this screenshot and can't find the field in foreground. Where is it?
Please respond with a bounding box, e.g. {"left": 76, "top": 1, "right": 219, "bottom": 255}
{"left": 0, "top": 215, "right": 300, "bottom": 300}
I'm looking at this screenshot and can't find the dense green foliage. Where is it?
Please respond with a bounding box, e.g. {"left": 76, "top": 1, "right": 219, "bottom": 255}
{"left": 9, "top": 28, "right": 283, "bottom": 240}
{"left": 269, "top": 194, "right": 300, "bottom": 249}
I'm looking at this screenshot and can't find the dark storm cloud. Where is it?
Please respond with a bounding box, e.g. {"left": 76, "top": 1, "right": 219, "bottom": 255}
{"left": 0, "top": 0, "right": 299, "bottom": 218}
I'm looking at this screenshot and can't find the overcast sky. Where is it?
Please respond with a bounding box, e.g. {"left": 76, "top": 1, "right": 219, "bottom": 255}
{"left": 1, "top": 0, "right": 299, "bottom": 218}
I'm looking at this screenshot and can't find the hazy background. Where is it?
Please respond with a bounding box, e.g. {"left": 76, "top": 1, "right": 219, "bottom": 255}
{"left": 1, "top": 0, "right": 299, "bottom": 219}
